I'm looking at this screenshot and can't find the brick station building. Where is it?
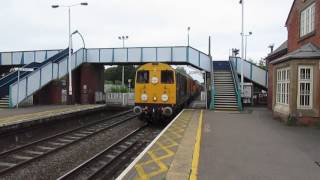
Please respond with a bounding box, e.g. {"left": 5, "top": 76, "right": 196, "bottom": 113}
{"left": 266, "top": 0, "right": 320, "bottom": 125}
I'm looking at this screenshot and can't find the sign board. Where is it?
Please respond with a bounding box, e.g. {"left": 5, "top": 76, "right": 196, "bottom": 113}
{"left": 243, "top": 84, "right": 252, "bottom": 98}
{"left": 14, "top": 67, "right": 34, "bottom": 72}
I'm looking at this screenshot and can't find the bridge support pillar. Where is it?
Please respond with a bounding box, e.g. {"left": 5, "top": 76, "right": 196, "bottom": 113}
{"left": 78, "top": 63, "right": 104, "bottom": 104}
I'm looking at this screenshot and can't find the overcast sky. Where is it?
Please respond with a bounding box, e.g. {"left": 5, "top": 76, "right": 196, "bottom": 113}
{"left": 0, "top": 0, "right": 293, "bottom": 62}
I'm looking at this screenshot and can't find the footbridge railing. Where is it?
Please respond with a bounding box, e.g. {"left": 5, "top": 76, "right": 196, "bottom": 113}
{"left": 8, "top": 46, "right": 212, "bottom": 107}
{"left": 229, "top": 57, "right": 268, "bottom": 89}
{"left": 0, "top": 49, "right": 61, "bottom": 65}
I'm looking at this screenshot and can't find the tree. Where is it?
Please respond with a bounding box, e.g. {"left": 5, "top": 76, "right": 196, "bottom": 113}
{"left": 175, "top": 66, "right": 187, "bottom": 75}
{"left": 258, "top": 58, "right": 266, "bottom": 69}
{"left": 104, "top": 65, "right": 136, "bottom": 87}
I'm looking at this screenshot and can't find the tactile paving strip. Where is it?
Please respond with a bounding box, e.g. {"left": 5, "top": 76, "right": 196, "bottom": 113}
{"left": 124, "top": 109, "right": 196, "bottom": 180}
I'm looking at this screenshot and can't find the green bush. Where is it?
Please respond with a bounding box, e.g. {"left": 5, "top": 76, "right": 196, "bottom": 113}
{"left": 286, "top": 115, "right": 297, "bottom": 126}
{"left": 110, "top": 86, "right": 129, "bottom": 93}
{"left": 105, "top": 80, "right": 113, "bottom": 84}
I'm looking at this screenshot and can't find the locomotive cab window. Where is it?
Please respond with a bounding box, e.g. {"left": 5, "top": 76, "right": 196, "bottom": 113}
{"left": 161, "top": 70, "right": 174, "bottom": 84}
{"left": 137, "top": 71, "right": 149, "bottom": 83}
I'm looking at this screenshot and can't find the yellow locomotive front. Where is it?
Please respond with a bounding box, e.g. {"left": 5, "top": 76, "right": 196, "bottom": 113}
{"left": 133, "top": 63, "right": 176, "bottom": 119}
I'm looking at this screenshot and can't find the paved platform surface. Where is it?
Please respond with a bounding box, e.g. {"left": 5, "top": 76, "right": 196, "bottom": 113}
{"left": 118, "top": 109, "right": 202, "bottom": 180}
{"left": 0, "top": 104, "right": 104, "bottom": 127}
{"left": 200, "top": 108, "right": 320, "bottom": 180}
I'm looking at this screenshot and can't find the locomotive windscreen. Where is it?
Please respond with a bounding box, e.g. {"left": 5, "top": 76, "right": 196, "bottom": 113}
{"left": 161, "top": 70, "right": 174, "bottom": 84}
{"left": 137, "top": 71, "right": 149, "bottom": 83}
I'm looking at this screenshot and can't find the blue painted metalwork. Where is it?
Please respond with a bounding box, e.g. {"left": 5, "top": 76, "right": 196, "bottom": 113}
{"left": 229, "top": 59, "right": 243, "bottom": 111}
{"left": 230, "top": 56, "right": 268, "bottom": 89}
{"left": 250, "top": 63, "right": 253, "bottom": 79}
{"left": 213, "top": 61, "right": 230, "bottom": 71}
{"left": 6, "top": 46, "right": 212, "bottom": 107}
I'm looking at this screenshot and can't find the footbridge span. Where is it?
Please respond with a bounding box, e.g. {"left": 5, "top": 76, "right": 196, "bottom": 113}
{"left": 0, "top": 46, "right": 212, "bottom": 107}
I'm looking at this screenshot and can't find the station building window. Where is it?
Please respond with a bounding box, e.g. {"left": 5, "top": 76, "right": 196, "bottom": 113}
{"left": 276, "top": 68, "right": 290, "bottom": 105}
{"left": 298, "top": 66, "right": 313, "bottom": 109}
{"left": 161, "top": 70, "right": 174, "bottom": 84}
{"left": 300, "top": 3, "right": 315, "bottom": 37}
{"left": 137, "top": 71, "right": 149, "bottom": 83}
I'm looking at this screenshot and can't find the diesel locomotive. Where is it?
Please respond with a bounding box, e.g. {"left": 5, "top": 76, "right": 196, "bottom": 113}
{"left": 133, "top": 63, "right": 200, "bottom": 121}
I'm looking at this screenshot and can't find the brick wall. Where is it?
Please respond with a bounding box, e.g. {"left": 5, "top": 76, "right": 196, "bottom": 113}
{"left": 79, "top": 63, "right": 104, "bottom": 104}
{"left": 287, "top": 0, "right": 320, "bottom": 52}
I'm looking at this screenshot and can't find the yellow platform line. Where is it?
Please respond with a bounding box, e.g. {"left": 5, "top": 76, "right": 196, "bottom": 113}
{"left": 190, "top": 110, "right": 203, "bottom": 180}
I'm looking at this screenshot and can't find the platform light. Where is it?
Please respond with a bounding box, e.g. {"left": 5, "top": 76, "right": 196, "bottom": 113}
{"left": 51, "top": 2, "right": 88, "bottom": 104}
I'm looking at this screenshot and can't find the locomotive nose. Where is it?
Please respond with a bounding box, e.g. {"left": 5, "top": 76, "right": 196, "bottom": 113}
{"left": 133, "top": 106, "right": 142, "bottom": 115}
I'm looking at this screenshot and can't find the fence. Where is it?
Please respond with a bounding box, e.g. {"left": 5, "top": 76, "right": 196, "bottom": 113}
{"left": 105, "top": 93, "right": 134, "bottom": 106}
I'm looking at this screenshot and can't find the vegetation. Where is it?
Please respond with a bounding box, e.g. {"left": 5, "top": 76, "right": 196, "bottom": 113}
{"left": 104, "top": 65, "right": 136, "bottom": 87}
{"left": 286, "top": 115, "right": 297, "bottom": 126}
{"left": 110, "top": 86, "right": 129, "bottom": 93}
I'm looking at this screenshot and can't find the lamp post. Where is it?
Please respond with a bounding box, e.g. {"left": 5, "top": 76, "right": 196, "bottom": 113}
{"left": 72, "top": 30, "right": 86, "bottom": 49}
{"left": 243, "top": 31, "right": 252, "bottom": 60}
{"left": 239, "top": 0, "right": 245, "bottom": 95}
{"left": 52, "top": 2, "right": 88, "bottom": 104}
{"left": 187, "top": 27, "right": 191, "bottom": 46}
{"left": 118, "top": 36, "right": 129, "bottom": 86}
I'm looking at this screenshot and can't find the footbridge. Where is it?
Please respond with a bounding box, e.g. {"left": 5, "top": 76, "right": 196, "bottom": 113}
{"left": 0, "top": 46, "right": 212, "bottom": 107}
{"left": 229, "top": 57, "right": 268, "bottom": 89}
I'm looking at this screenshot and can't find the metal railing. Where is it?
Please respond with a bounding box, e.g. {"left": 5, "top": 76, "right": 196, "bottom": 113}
{"left": 9, "top": 48, "right": 85, "bottom": 107}
{"left": 229, "top": 59, "right": 243, "bottom": 111}
{"left": 230, "top": 57, "right": 268, "bottom": 89}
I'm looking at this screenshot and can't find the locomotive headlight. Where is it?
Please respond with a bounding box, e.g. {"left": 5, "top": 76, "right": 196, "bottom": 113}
{"left": 161, "top": 94, "right": 169, "bottom": 102}
{"left": 141, "top": 94, "right": 148, "bottom": 101}
{"left": 151, "top": 77, "right": 158, "bottom": 84}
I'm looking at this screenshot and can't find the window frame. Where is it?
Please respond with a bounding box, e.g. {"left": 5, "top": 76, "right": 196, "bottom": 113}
{"left": 297, "top": 65, "right": 313, "bottom": 109}
{"left": 136, "top": 70, "right": 150, "bottom": 84}
{"left": 276, "top": 67, "right": 290, "bottom": 106}
{"left": 160, "top": 70, "right": 175, "bottom": 84}
{"left": 300, "top": 3, "right": 316, "bottom": 37}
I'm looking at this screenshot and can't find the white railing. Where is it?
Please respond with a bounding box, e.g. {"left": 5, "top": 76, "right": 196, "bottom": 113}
{"left": 105, "top": 93, "right": 134, "bottom": 106}
{"left": 9, "top": 49, "right": 86, "bottom": 107}
{"left": 0, "top": 49, "right": 61, "bottom": 65}
{"left": 8, "top": 46, "right": 211, "bottom": 107}
{"left": 230, "top": 57, "right": 268, "bottom": 88}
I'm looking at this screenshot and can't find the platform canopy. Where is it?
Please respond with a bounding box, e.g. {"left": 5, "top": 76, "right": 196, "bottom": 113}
{"left": 0, "top": 46, "right": 212, "bottom": 72}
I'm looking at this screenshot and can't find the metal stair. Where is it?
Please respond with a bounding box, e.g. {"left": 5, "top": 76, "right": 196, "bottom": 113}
{"left": 0, "top": 96, "right": 9, "bottom": 108}
{"left": 214, "top": 71, "right": 238, "bottom": 111}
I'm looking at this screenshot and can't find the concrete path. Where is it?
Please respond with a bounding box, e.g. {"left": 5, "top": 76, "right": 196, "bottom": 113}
{"left": 199, "top": 108, "right": 320, "bottom": 180}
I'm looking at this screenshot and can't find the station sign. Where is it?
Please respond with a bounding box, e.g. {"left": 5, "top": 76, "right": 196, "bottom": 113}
{"left": 14, "top": 67, "right": 34, "bottom": 72}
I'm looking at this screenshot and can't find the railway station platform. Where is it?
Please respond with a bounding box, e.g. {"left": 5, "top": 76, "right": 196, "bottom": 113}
{"left": 118, "top": 108, "right": 320, "bottom": 180}
{"left": 0, "top": 104, "right": 105, "bottom": 130}
{"left": 118, "top": 109, "right": 203, "bottom": 179}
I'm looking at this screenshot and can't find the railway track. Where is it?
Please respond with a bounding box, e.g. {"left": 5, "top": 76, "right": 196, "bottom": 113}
{"left": 57, "top": 124, "right": 149, "bottom": 180}
{"left": 0, "top": 110, "right": 137, "bottom": 175}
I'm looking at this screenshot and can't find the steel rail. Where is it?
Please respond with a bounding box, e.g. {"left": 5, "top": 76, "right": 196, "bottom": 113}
{"left": 58, "top": 125, "right": 147, "bottom": 180}
{"left": 0, "top": 110, "right": 136, "bottom": 175}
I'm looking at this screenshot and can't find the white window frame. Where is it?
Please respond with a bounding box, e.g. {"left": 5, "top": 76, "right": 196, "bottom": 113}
{"left": 297, "top": 65, "right": 313, "bottom": 109}
{"left": 276, "top": 67, "right": 290, "bottom": 106}
{"left": 300, "top": 3, "right": 316, "bottom": 37}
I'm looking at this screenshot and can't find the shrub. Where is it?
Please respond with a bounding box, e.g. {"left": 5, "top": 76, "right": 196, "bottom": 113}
{"left": 286, "top": 115, "right": 297, "bottom": 126}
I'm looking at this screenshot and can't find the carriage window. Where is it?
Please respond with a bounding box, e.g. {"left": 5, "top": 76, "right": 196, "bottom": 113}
{"left": 161, "top": 70, "right": 174, "bottom": 84}
{"left": 137, "top": 71, "right": 149, "bottom": 83}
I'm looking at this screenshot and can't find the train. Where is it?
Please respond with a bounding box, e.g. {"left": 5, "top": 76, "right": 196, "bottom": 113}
{"left": 133, "top": 62, "right": 201, "bottom": 121}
